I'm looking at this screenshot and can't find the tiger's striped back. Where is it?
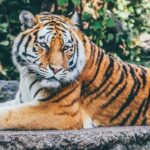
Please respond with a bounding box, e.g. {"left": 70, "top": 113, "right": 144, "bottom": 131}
{"left": 79, "top": 35, "right": 150, "bottom": 126}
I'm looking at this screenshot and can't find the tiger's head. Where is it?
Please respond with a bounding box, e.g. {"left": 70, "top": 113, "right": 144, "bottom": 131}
{"left": 12, "top": 11, "right": 86, "bottom": 89}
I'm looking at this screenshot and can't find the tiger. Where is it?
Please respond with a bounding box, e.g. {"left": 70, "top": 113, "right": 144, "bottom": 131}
{"left": 0, "top": 10, "right": 150, "bottom": 130}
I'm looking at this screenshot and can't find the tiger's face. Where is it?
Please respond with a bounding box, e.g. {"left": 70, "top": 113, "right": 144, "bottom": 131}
{"left": 12, "top": 11, "right": 86, "bottom": 88}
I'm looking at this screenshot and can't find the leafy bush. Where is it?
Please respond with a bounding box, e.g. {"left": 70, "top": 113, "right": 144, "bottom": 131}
{"left": 82, "top": 0, "right": 150, "bottom": 64}
{"left": 0, "top": 0, "right": 150, "bottom": 80}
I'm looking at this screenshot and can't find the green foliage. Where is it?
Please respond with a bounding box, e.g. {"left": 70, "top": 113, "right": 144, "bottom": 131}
{"left": 82, "top": 0, "right": 150, "bottom": 65}
{"left": 0, "top": 0, "right": 150, "bottom": 80}
{"left": 58, "top": 0, "right": 68, "bottom": 6}
{"left": 71, "top": 0, "right": 80, "bottom": 5}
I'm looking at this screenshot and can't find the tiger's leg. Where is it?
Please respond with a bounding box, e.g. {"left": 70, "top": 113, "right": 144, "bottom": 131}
{"left": 0, "top": 101, "right": 82, "bottom": 130}
{"left": 15, "top": 73, "right": 45, "bottom": 103}
{"left": 0, "top": 74, "right": 44, "bottom": 107}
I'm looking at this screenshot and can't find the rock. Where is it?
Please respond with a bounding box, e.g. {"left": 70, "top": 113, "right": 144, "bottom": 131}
{"left": 0, "top": 80, "right": 150, "bottom": 150}
{"left": 0, "top": 80, "right": 18, "bottom": 102}
{"left": 0, "top": 127, "right": 150, "bottom": 150}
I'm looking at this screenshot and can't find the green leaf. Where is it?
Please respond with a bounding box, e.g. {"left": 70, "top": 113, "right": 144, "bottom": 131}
{"left": 7, "top": 34, "right": 15, "bottom": 41}
{"left": 0, "top": 23, "right": 8, "bottom": 33}
{"left": 128, "top": 6, "right": 134, "bottom": 13}
{"left": 135, "top": 56, "right": 141, "bottom": 62}
{"left": 118, "top": 3, "right": 124, "bottom": 11}
{"left": 71, "top": 0, "right": 80, "bottom": 5}
{"left": 92, "top": 21, "right": 102, "bottom": 31}
{"left": 118, "top": 12, "right": 129, "bottom": 19}
{"left": 136, "top": 8, "right": 142, "bottom": 14}
{"left": 107, "top": 33, "right": 114, "bottom": 42}
{"left": 0, "top": 41, "right": 9, "bottom": 46}
{"left": 57, "top": 0, "right": 68, "bottom": 6}
{"left": 82, "top": 12, "right": 91, "bottom": 21}
{"left": 106, "top": 18, "right": 116, "bottom": 28}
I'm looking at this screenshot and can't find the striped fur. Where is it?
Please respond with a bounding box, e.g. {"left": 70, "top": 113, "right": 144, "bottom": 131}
{"left": 0, "top": 11, "right": 150, "bottom": 129}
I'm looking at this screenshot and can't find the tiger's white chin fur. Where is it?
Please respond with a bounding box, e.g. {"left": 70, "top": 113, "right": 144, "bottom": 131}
{"left": 41, "top": 79, "right": 61, "bottom": 89}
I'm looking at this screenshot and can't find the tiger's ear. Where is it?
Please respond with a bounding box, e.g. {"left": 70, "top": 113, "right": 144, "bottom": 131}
{"left": 70, "top": 11, "right": 79, "bottom": 26}
{"left": 19, "top": 10, "right": 36, "bottom": 31}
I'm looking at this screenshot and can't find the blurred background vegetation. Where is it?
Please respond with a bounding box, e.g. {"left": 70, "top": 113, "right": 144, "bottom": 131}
{"left": 0, "top": 0, "right": 150, "bottom": 80}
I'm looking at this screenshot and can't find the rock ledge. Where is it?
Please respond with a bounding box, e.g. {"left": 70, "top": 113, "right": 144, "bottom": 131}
{"left": 0, "top": 127, "right": 150, "bottom": 150}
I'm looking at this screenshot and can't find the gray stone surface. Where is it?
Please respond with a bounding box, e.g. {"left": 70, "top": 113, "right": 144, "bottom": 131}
{"left": 0, "top": 80, "right": 150, "bottom": 150}
{"left": 0, "top": 80, "right": 18, "bottom": 102}
{"left": 0, "top": 127, "right": 150, "bottom": 150}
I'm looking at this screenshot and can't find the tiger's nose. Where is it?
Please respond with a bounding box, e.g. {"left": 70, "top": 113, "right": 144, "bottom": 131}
{"left": 49, "top": 65, "right": 62, "bottom": 74}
